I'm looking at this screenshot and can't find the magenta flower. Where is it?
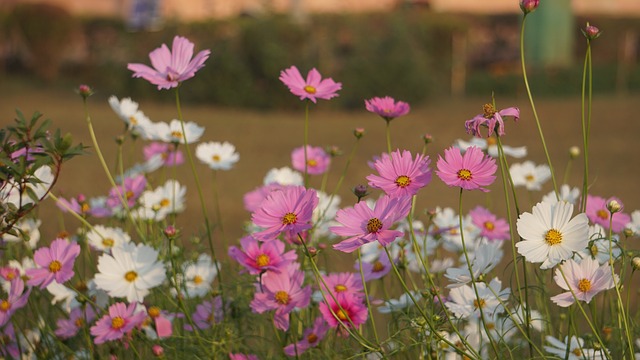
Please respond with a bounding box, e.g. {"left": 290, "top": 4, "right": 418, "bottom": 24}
{"left": 144, "top": 142, "right": 184, "bottom": 166}
{"left": 585, "top": 195, "right": 631, "bottom": 232}
{"left": 229, "top": 354, "right": 259, "bottom": 360}
{"left": 0, "top": 278, "right": 30, "bottom": 327}
{"left": 436, "top": 146, "right": 497, "bottom": 192}
{"left": 319, "top": 292, "right": 368, "bottom": 329}
{"left": 358, "top": 255, "right": 393, "bottom": 281}
{"left": 283, "top": 317, "right": 329, "bottom": 356}
{"left": 55, "top": 306, "right": 96, "bottom": 339}
{"left": 279, "top": 66, "right": 342, "bottom": 103}
{"left": 107, "top": 174, "right": 147, "bottom": 208}
{"left": 228, "top": 236, "right": 297, "bottom": 275}
{"left": 251, "top": 186, "right": 318, "bottom": 241}
{"left": 26, "top": 238, "right": 80, "bottom": 289}
{"left": 90, "top": 302, "right": 146, "bottom": 344}
{"left": 331, "top": 195, "right": 411, "bottom": 253}
{"left": 520, "top": 0, "right": 540, "bottom": 14}
{"left": 250, "top": 263, "right": 311, "bottom": 331}
{"left": 464, "top": 103, "right": 520, "bottom": 138}
{"left": 190, "top": 297, "right": 223, "bottom": 330}
{"left": 0, "top": 323, "right": 19, "bottom": 358}
{"left": 243, "top": 183, "right": 288, "bottom": 213}
{"left": 366, "top": 150, "right": 432, "bottom": 198}
{"left": 365, "top": 96, "right": 410, "bottom": 121}
{"left": 320, "top": 272, "right": 364, "bottom": 300}
{"left": 469, "top": 206, "right": 510, "bottom": 241}
{"left": 127, "top": 35, "right": 211, "bottom": 90}
{"left": 550, "top": 257, "right": 615, "bottom": 307}
{"left": 291, "top": 145, "right": 331, "bottom": 175}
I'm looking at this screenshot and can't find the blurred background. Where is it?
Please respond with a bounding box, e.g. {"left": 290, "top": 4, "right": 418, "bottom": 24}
{"left": 1, "top": 0, "right": 639, "bottom": 242}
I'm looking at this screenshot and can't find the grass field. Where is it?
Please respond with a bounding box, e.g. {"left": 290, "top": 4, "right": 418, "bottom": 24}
{"left": 1, "top": 77, "right": 639, "bottom": 247}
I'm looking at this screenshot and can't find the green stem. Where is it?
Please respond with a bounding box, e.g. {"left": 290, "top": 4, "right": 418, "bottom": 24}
{"left": 357, "top": 248, "right": 380, "bottom": 345}
{"left": 608, "top": 214, "right": 634, "bottom": 357}
{"left": 580, "top": 41, "right": 593, "bottom": 212}
{"left": 304, "top": 101, "right": 309, "bottom": 187}
{"left": 385, "top": 120, "right": 392, "bottom": 154}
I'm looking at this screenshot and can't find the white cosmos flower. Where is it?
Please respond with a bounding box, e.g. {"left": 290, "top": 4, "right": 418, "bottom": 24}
{"left": 574, "top": 224, "right": 622, "bottom": 265}
{"left": 195, "top": 141, "right": 240, "bottom": 170}
{"left": 378, "top": 291, "right": 421, "bottom": 314}
{"left": 541, "top": 184, "right": 581, "bottom": 205}
{"left": 135, "top": 180, "right": 186, "bottom": 221}
{"left": 312, "top": 191, "right": 341, "bottom": 238}
{"left": 455, "top": 137, "right": 527, "bottom": 158}
{"left": 86, "top": 225, "right": 131, "bottom": 252}
{"left": 154, "top": 119, "right": 204, "bottom": 144}
{"left": 263, "top": 167, "right": 303, "bottom": 186}
{"left": 433, "top": 207, "right": 481, "bottom": 253}
{"left": 2, "top": 165, "right": 54, "bottom": 208}
{"left": 516, "top": 201, "right": 589, "bottom": 269}
{"left": 445, "top": 277, "right": 509, "bottom": 319}
{"left": 2, "top": 218, "right": 41, "bottom": 249}
{"left": 47, "top": 279, "right": 109, "bottom": 313}
{"left": 544, "top": 336, "right": 608, "bottom": 360}
{"left": 510, "top": 161, "right": 551, "bottom": 191}
{"left": 626, "top": 210, "right": 640, "bottom": 236}
{"left": 445, "top": 242, "right": 503, "bottom": 287}
{"left": 172, "top": 254, "right": 219, "bottom": 298}
{"left": 108, "top": 96, "right": 156, "bottom": 139}
{"left": 1, "top": 257, "right": 35, "bottom": 293}
{"left": 94, "top": 242, "right": 166, "bottom": 302}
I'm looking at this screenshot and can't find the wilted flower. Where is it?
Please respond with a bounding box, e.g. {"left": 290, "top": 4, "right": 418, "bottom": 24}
{"left": 465, "top": 103, "right": 519, "bottom": 137}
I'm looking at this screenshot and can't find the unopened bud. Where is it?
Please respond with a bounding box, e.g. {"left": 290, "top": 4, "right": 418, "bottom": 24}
{"left": 520, "top": 0, "right": 540, "bottom": 14}
{"left": 606, "top": 199, "right": 622, "bottom": 214}
{"left": 632, "top": 257, "right": 640, "bottom": 271}
{"left": 164, "top": 225, "right": 177, "bottom": 238}
{"left": 422, "top": 133, "right": 433, "bottom": 145}
{"left": 77, "top": 84, "right": 94, "bottom": 99}
{"left": 307, "top": 246, "right": 317, "bottom": 257}
{"left": 623, "top": 228, "right": 634, "bottom": 238}
{"left": 353, "top": 184, "right": 369, "bottom": 200}
{"left": 583, "top": 22, "right": 601, "bottom": 40}
{"left": 353, "top": 127, "right": 365, "bottom": 139}
{"left": 152, "top": 345, "right": 164, "bottom": 357}
{"left": 569, "top": 146, "right": 580, "bottom": 159}
{"left": 327, "top": 145, "right": 342, "bottom": 157}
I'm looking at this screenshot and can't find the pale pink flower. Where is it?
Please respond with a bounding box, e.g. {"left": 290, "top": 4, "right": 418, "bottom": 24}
{"left": 90, "top": 302, "right": 146, "bottom": 344}
{"left": 251, "top": 186, "right": 318, "bottom": 241}
{"left": 26, "top": 238, "right": 80, "bottom": 289}
{"left": 55, "top": 306, "right": 96, "bottom": 339}
{"left": 228, "top": 236, "right": 297, "bottom": 275}
{"left": 106, "top": 174, "right": 147, "bottom": 208}
{"left": 436, "top": 146, "right": 497, "bottom": 192}
{"left": 585, "top": 195, "right": 631, "bottom": 233}
{"left": 190, "top": 297, "right": 223, "bottom": 330}
{"left": 366, "top": 149, "right": 432, "bottom": 198}
{"left": 550, "top": 257, "right": 616, "bottom": 307}
{"left": 358, "top": 255, "right": 393, "bottom": 281}
{"left": 364, "top": 96, "right": 410, "bottom": 121}
{"left": 279, "top": 66, "right": 341, "bottom": 103}
{"left": 283, "top": 317, "right": 329, "bottom": 356}
{"left": 319, "top": 272, "right": 364, "bottom": 300}
{"left": 243, "top": 183, "right": 288, "bottom": 213}
{"left": 128, "top": 35, "right": 211, "bottom": 90}
{"left": 469, "top": 206, "right": 510, "bottom": 241}
{"left": 229, "top": 354, "right": 259, "bottom": 360}
{"left": 143, "top": 142, "right": 184, "bottom": 166}
{"left": 291, "top": 145, "right": 331, "bottom": 175}
{"left": 465, "top": 103, "right": 519, "bottom": 137}
{"left": 0, "top": 278, "right": 30, "bottom": 327}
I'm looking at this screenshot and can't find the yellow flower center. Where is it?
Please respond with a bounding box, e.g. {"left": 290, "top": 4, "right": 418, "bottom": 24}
{"left": 148, "top": 306, "right": 161, "bottom": 318}
{"left": 171, "top": 131, "right": 183, "bottom": 139}
{"left": 125, "top": 190, "right": 135, "bottom": 200}
{"left": 336, "top": 309, "right": 348, "bottom": 321}
{"left": 484, "top": 221, "right": 495, "bottom": 231}
{"left": 486, "top": 137, "right": 497, "bottom": 146}
{"left": 49, "top": 260, "right": 62, "bottom": 273}
{"left": 473, "top": 299, "right": 486, "bottom": 309}
{"left": 366, "top": 218, "right": 383, "bottom": 233}
{"left": 577, "top": 278, "right": 592, "bottom": 293}
{"left": 486, "top": 322, "right": 495, "bottom": 330}
{"left": 544, "top": 229, "right": 563, "bottom": 246}
{"left": 395, "top": 175, "right": 411, "bottom": 188}
{"left": 334, "top": 284, "right": 347, "bottom": 293}
{"left": 573, "top": 348, "right": 582, "bottom": 356}
{"left": 457, "top": 169, "right": 472, "bottom": 181}
{"left": 282, "top": 212, "right": 297, "bottom": 225}
{"left": 483, "top": 103, "right": 496, "bottom": 118}
{"left": 74, "top": 318, "right": 84, "bottom": 327}
{"left": 0, "top": 300, "right": 11, "bottom": 312}
{"left": 124, "top": 271, "right": 138, "bottom": 282}
{"left": 372, "top": 261, "right": 384, "bottom": 272}
{"left": 212, "top": 155, "right": 221, "bottom": 162}
{"left": 303, "top": 85, "right": 317, "bottom": 94}
{"left": 274, "top": 291, "right": 290, "bottom": 305}
{"left": 307, "top": 159, "right": 318, "bottom": 167}
{"left": 5, "top": 272, "right": 15, "bottom": 281}
{"left": 160, "top": 198, "right": 171, "bottom": 208}
{"left": 590, "top": 244, "right": 598, "bottom": 256}
{"left": 256, "top": 254, "right": 270, "bottom": 267}
{"left": 525, "top": 174, "right": 535, "bottom": 182}
{"left": 102, "top": 238, "right": 115, "bottom": 248}
{"left": 193, "top": 275, "right": 203, "bottom": 285}
{"left": 111, "top": 316, "right": 125, "bottom": 330}
{"left": 128, "top": 116, "right": 138, "bottom": 125}
{"left": 596, "top": 209, "right": 609, "bottom": 220}
{"left": 81, "top": 203, "right": 91, "bottom": 213}
{"left": 307, "top": 333, "right": 318, "bottom": 343}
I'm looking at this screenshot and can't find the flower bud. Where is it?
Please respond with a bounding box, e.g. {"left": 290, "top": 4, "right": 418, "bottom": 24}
{"left": 583, "top": 23, "right": 601, "bottom": 40}
{"left": 569, "top": 146, "right": 580, "bottom": 159}
{"left": 422, "top": 133, "right": 433, "bottom": 145}
{"left": 520, "top": 0, "right": 540, "bottom": 14}
{"left": 353, "top": 184, "right": 369, "bottom": 200}
{"left": 353, "top": 127, "right": 365, "bottom": 139}
{"left": 606, "top": 199, "right": 622, "bottom": 214}
{"left": 152, "top": 345, "right": 164, "bottom": 357}
{"left": 632, "top": 257, "right": 640, "bottom": 271}
{"left": 623, "top": 228, "right": 634, "bottom": 238}
{"left": 77, "top": 84, "right": 94, "bottom": 99}
{"left": 327, "top": 145, "right": 342, "bottom": 157}
{"left": 164, "top": 225, "right": 177, "bottom": 238}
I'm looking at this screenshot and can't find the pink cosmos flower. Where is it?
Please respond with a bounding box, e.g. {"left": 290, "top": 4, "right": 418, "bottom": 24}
{"left": 127, "top": 35, "right": 211, "bottom": 90}
{"left": 146, "top": 306, "right": 173, "bottom": 338}
{"left": 365, "top": 96, "right": 410, "bottom": 121}
{"left": 55, "top": 306, "right": 96, "bottom": 339}
{"left": 585, "top": 195, "right": 631, "bottom": 233}
{"left": 0, "top": 278, "right": 30, "bottom": 327}
{"left": 366, "top": 150, "right": 432, "bottom": 198}
{"left": 319, "top": 292, "right": 368, "bottom": 329}
{"left": 106, "top": 174, "right": 147, "bottom": 208}
{"left": 291, "top": 145, "right": 331, "bottom": 175}
{"left": 279, "top": 66, "right": 342, "bottom": 103}
{"left": 143, "top": 142, "right": 184, "bottom": 166}
{"left": 190, "top": 297, "right": 224, "bottom": 330}
{"left": 250, "top": 263, "right": 312, "bottom": 331}
{"left": 251, "top": 186, "right": 318, "bottom": 241}
{"left": 90, "top": 302, "right": 146, "bottom": 344}
{"left": 243, "top": 183, "right": 288, "bottom": 213}
{"left": 469, "top": 206, "right": 510, "bottom": 241}
{"left": 26, "top": 238, "right": 80, "bottom": 289}
{"left": 229, "top": 354, "right": 259, "bottom": 360}
{"left": 550, "top": 257, "right": 615, "bottom": 307}
{"left": 331, "top": 195, "right": 412, "bottom": 253}
{"left": 320, "top": 272, "right": 364, "bottom": 300}
{"left": 283, "top": 317, "right": 330, "bottom": 356}
{"left": 436, "top": 146, "right": 497, "bottom": 192}
{"left": 0, "top": 323, "right": 19, "bottom": 358}
{"left": 228, "top": 236, "right": 297, "bottom": 275}
{"left": 359, "top": 255, "right": 393, "bottom": 281}
{"left": 464, "top": 103, "right": 520, "bottom": 138}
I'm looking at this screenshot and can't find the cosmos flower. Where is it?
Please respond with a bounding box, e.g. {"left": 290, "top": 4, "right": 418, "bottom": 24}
{"left": 174, "top": 254, "right": 219, "bottom": 298}
{"left": 2, "top": 218, "right": 41, "bottom": 249}
{"left": 436, "top": 146, "right": 497, "bottom": 192}
{"left": 55, "top": 306, "right": 96, "bottom": 339}
{"left": 509, "top": 161, "right": 551, "bottom": 191}
{"left": 106, "top": 174, "right": 147, "bottom": 209}
{"left": 108, "top": 96, "right": 155, "bottom": 138}
{"left": 544, "top": 336, "right": 607, "bottom": 360}
{"left": 128, "top": 35, "right": 211, "bottom": 90}
{"left": 469, "top": 206, "right": 510, "bottom": 241}
{"left": 283, "top": 317, "right": 329, "bottom": 356}
{"left": 0, "top": 278, "right": 30, "bottom": 327}
{"left": 445, "top": 277, "right": 510, "bottom": 319}
{"left": 86, "top": 225, "right": 131, "bottom": 253}
{"left": 541, "top": 184, "right": 581, "bottom": 205}
{"left": 279, "top": 66, "right": 341, "bottom": 103}
{"left": 378, "top": 291, "right": 422, "bottom": 314}
{"left": 190, "top": 297, "right": 224, "bottom": 330}
{"left": 364, "top": 96, "right": 410, "bottom": 122}
{"left": 143, "top": 142, "right": 184, "bottom": 167}
{"left": 153, "top": 119, "right": 205, "bottom": 144}
{"left": 550, "top": 256, "right": 616, "bottom": 307}
{"left": 464, "top": 103, "right": 520, "bottom": 137}
{"left": 291, "top": 145, "right": 331, "bottom": 175}
{"left": 228, "top": 236, "right": 297, "bottom": 275}
{"left": 196, "top": 141, "right": 240, "bottom": 171}
{"left": 585, "top": 195, "right": 631, "bottom": 233}
{"left": 319, "top": 272, "right": 364, "bottom": 300}
{"left": 357, "top": 254, "right": 393, "bottom": 281}
{"left": 516, "top": 201, "right": 589, "bottom": 269}
{"left": 366, "top": 150, "right": 432, "bottom": 198}
{"left": 318, "top": 292, "right": 368, "bottom": 329}
{"left": 331, "top": 195, "right": 412, "bottom": 253}
{"left": 243, "top": 183, "right": 288, "bottom": 213}
{"left": 26, "top": 238, "right": 80, "bottom": 289}
{"left": 251, "top": 186, "right": 318, "bottom": 241}
{"left": 263, "top": 167, "right": 304, "bottom": 186}
{"left": 135, "top": 180, "right": 186, "bottom": 221}
{"left": 454, "top": 136, "right": 527, "bottom": 158}
{"left": 1, "top": 165, "right": 54, "bottom": 208}
{"left": 90, "top": 302, "right": 146, "bottom": 344}
{"left": 444, "top": 242, "right": 504, "bottom": 287}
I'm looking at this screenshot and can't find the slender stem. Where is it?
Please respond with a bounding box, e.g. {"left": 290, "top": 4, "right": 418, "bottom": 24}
{"left": 303, "top": 101, "right": 309, "bottom": 187}
{"left": 357, "top": 249, "right": 380, "bottom": 345}
{"left": 580, "top": 41, "right": 592, "bottom": 212}
{"left": 520, "top": 14, "right": 559, "bottom": 199}
{"left": 385, "top": 120, "right": 392, "bottom": 154}
{"left": 608, "top": 214, "right": 634, "bottom": 357}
